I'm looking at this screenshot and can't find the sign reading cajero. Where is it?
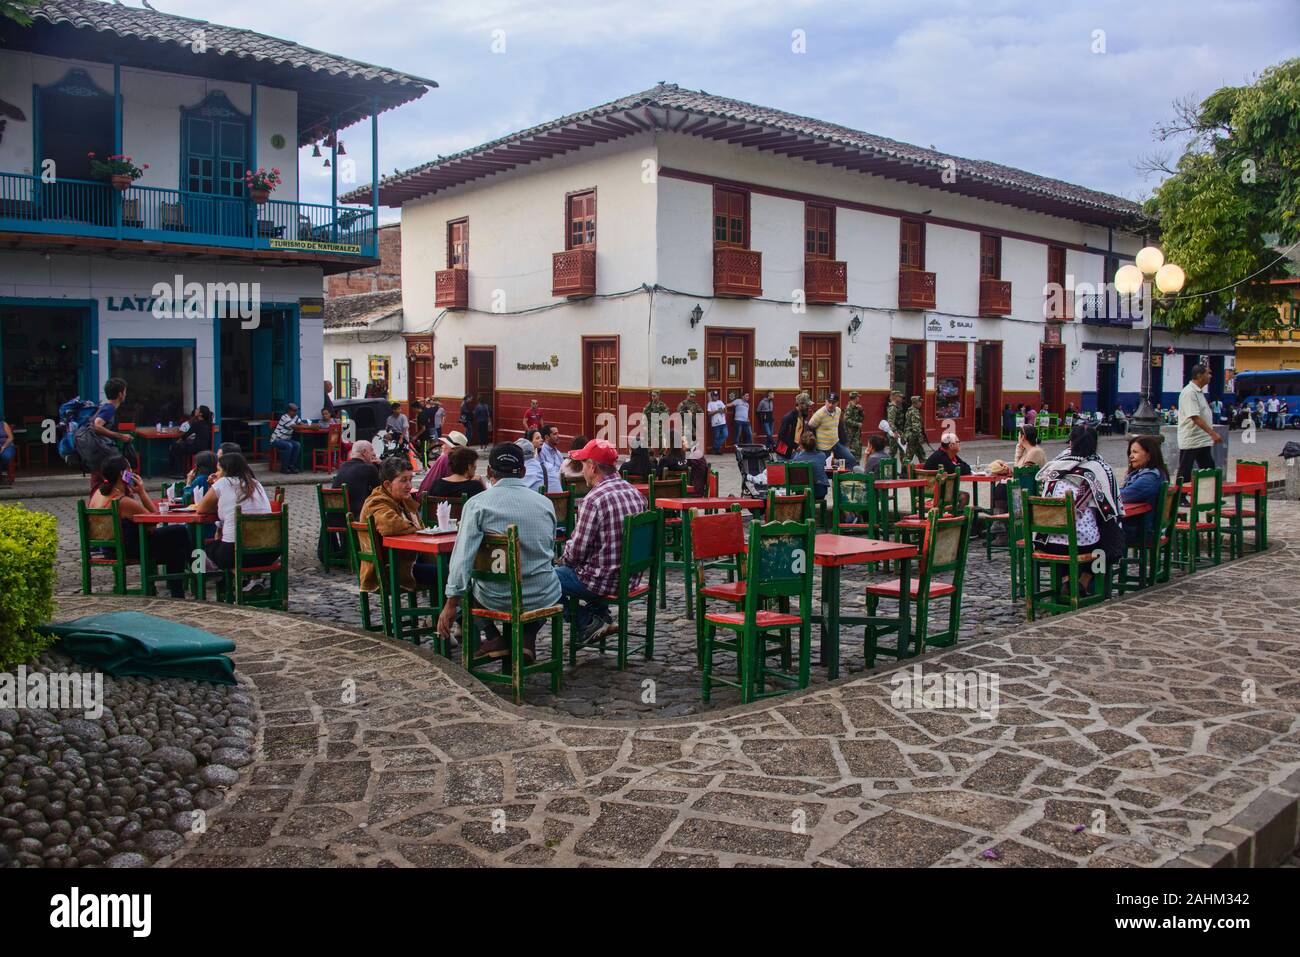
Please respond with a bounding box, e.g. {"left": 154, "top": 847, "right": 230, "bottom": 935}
{"left": 661, "top": 355, "right": 689, "bottom": 366}
{"left": 269, "top": 239, "right": 362, "bottom": 254}
{"left": 755, "top": 358, "right": 797, "bottom": 368}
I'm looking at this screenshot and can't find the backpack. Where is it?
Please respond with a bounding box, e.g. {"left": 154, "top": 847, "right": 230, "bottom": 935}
{"left": 56, "top": 397, "right": 99, "bottom": 469}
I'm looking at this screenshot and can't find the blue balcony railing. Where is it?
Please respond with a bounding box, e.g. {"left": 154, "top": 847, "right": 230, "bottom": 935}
{"left": 0, "top": 172, "right": 376, "bottom": 258}
{"left": 1078, "top": 291, "right": 1142, "bottom": 326}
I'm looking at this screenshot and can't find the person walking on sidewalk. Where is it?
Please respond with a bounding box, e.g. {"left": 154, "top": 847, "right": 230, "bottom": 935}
{"left": 1175, "top": 364, "right": 1221, "bottom": 484}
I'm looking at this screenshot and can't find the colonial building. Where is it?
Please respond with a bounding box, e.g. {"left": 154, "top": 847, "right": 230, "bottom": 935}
{"left": 1234, "top": 277, "right": 1300, "bottom": 374}
{"left": 323, "top": 223, "right": 409, "bottom": 401}
{"left": 349, "top": 83, "right": 1224, "bottom": 445}
{"left": 0, "top": 0, "right": 432, "bottom": 449}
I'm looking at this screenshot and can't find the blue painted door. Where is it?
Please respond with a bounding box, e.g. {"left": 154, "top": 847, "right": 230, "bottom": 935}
{"left": 183, "top": 109, "right": 249, "bottom": 240}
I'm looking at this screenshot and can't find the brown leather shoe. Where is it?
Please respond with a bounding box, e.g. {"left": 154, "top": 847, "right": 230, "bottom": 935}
{"left": 477, "top": 635, "right": 509, "bottom": 658}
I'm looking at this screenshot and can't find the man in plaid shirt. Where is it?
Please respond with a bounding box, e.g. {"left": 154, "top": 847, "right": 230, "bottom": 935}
{"left": 558, "top": 438, "right": 646, "bottom": 646}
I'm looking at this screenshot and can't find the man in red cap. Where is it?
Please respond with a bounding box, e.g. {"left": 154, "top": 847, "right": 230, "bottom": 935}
{"left": 557, "top": 438, "right": 646, "bottom": 646}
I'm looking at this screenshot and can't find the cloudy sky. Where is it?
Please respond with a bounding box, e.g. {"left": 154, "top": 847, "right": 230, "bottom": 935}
{"left": 158, "top": 0, "right": 1298, "bottom": 208}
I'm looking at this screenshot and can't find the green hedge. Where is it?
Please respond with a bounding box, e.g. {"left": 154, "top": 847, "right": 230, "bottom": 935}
{"left": 0, "top": 504, "right": 58, "bottom": 670}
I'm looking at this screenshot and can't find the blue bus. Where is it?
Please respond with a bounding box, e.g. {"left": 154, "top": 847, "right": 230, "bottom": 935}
{"left": 1231, "top": 369, "right": 1299, "bottom": 428}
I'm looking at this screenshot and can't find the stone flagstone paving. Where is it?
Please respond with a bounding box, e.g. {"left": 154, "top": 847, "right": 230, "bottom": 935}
{"left": 44, "top": 501, "right": 1300, "bottom": 867}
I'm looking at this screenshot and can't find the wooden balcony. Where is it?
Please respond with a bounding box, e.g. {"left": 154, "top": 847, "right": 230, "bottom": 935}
{"left": 898, "top": 269, "right": 936, "bottom": 310}
{"left": 979, "top": 278, "right": 1012, "bottom": 317}
{"left": 552, "top": 248, "right": 596, "bottom": 298}
{"left": 804, "top": 258, "right": 847, "bottom": 304}
{"left": 435, "top": 267, "right": 468, "bottom": 309}
{"left": 714, "top": 247, "right": 763, "bottom": 298}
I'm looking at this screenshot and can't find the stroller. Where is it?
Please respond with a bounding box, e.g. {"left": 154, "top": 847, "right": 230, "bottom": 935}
{"left": 734, "top": 443, "right": 771, "bottom": 499}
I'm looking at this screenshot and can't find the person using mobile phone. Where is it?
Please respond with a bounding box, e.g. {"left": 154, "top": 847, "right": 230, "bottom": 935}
{"left": 88, "top": 455, "right": 190, "bottom": 597}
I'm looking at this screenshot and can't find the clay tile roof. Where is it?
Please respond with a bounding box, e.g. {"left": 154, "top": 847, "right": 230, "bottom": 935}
{"left": 354, "top": 82, "right": 1141, "bottom": 226}
{"left": 324, "top": 289, "right": 403, "bottom": 330}
{"left": 28, "top": 0, "right": 436, "bottom": 87}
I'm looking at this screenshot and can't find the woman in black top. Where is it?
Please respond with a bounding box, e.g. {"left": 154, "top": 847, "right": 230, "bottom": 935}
{"left": 169, "top": 405, "right": 213, "bottom": 477}
{"left": 423, "top": 446, "right": 486, "bottom": 500}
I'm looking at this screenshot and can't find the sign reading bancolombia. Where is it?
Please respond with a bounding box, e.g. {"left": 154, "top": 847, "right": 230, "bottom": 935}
{"left": 517, "top": 355, "right": 559, "bottom": 371}
{"left": 755, "top": 358, "right": 797, "bottom": 367}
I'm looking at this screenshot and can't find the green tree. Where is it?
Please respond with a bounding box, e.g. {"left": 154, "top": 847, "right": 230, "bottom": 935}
{"left": 1145, "top": 58, "right": 1299, "bottom": 334}
{"left": 1, "top": 0, "right": 37, "bottom": 27}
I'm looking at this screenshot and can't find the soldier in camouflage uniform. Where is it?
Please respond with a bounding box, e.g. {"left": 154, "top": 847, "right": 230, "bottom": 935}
{"left": 643, "top": 389, "right": 670, "bottom": 453}
{"left": 676, "top": 389, "right": 704, "bottom": 448}
{"left": 843, "top": 391, "right": 865, "bottom": 460}
{"left": 902, "top": 395, "right": 927, "bottom": 464}
{"left": 885, "top": 390, "right": 906, "bottom": 459}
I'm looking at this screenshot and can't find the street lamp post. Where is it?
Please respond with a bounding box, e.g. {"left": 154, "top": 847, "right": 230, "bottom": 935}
{"left": 1115, "top": 246, "right": 1186, "bottom": 437}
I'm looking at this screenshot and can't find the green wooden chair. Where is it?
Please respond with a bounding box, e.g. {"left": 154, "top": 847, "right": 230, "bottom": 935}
{"left": 347, "top": 514, "right": 389, "bottom": 633}
{"left": 986, "top": 465, "right": 1039, "bottom": 562}
{"left": 1175, "top": 468, "right": 1224, "bottom": 573}
{"left": 766, "top": 488, "right": 812, "bottom": 523}
{"left": 77, "top": 499, "right": 143, "bottom": 596}
{"left": 420, "top": 492, "right": 469, "bottom": 528}
{"left": 895, "top": 469, "right": 958, "bottom": 546}
{"left": 1111, "top": 482, "right": 1169, "bottom": 595}
{"left": 1152, "top": 481, "right": 1183, "bottom": 585}
{"left": 1022, "top": 492, "right": 1110, "bottom": 620}
{"left": 691, "top": 509, "right": 751, "bottom": 669}
{"left": 317, "top": 484, "right": 351, "bottom": 572}
{"left": 1224, "top": 460, "right": 1268, "bottom": 556}
{"left": 701, "top": 518, "right": 816, "bottom": 704}
{"left": 570, "top": 510, "right": 661, "bottom": 669}
{"left": 461, "top": 525, "right": 564, "bottom": 704}
{"left": 831, "top": 472, "right": 877, "bottom": 536}
{"left": 648, "top": 474, "right": 689, "bottom": 611}
{"left": 215, "top": 505, "right": 289, "bottom": 610}
{"left": 545, "top": 488, "right": 576, "bottom": 557}
{"left": 865, "top": 507, "right": 972, "bottom": 663}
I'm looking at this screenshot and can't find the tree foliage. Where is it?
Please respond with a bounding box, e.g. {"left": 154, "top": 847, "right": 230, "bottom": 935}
{"left": 1, "top": 0, "right": 37, "bottom": 28}
{"left": 1146, "top": 58, "right": 1299, "bottom": 335}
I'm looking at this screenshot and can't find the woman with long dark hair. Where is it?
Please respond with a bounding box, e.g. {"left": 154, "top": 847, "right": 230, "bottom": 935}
{"left": 195, "top": 452, "right": 274, "bottom": 575}
{"left": 88, "top": 454, "right": 191, "bottom": 597}
{"left": 1120, "top": 434, "right": 1169, "bottom": 546}
{"left": 1035, "top": 423, "right": 1121, "bottom": 594}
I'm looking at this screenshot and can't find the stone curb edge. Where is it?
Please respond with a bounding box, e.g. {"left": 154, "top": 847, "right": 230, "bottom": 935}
{"left": 1164, "top": 767, "right": 1300, "bottom": 868}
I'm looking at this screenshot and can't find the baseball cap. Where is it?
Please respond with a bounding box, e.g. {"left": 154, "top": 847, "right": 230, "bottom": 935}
{"left": 439, "top": 430, "right": 468, "bottom": 448}
{"left": 489, "top": 442, "right": 525, "bottom": 476}
{"left": 827, "top": 392, "right": 839, "bottom": 402}
{"left": 570, "top": 438, "right": 618, "bottom": 466}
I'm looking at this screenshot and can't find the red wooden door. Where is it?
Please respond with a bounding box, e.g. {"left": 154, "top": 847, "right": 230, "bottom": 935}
{"left": 713, "top": 188, "right": 747, "bottom": 247}
{"left": 584, "top": 338, "right": 618, "bottom": 439}
{"left": 979, "top": 234, "right": 1001, "bottom": 279}
{"left": 805, "top": 204, "right": 833, "bottom": 259}
{"left": 448, "top": 219, "right": 469, "bottom": 268}
{"left": 408, "top": 356, "right": 433, "bottom": 402}
{"left": 799, "top": 334, "right": 838, "bottom": 404}
{"left": 705, "top": 330, "right": 752, "bottom": 449}
{"left": 900, "top": 220, "right": 925, "bottom": 271}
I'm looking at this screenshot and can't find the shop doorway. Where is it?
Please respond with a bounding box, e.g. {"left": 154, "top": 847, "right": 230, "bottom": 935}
{"left": 799, "top": 333, "right": 839, "bottom": 405}
{"left": 891, "top": 340, "right": 925, "bottom": 402}
{"left": 705, "top": 328, "right": 753, "bottom": 450}
{"left": 1040, "top": 345, "right": 1066, "bottom": 414}
{"left": 465, "top": 347, "right": 496, "bottom": 444}
{"left": 1096, "top": 354, "right": 1119, "bottom": 415}
{"left": 216, "top": 308, "right": 297, "bottom": 447}
{"left": 975, "top": 342, "right": 1002, "bottom": 436}
{"left": 583, "top": 337, "right": 619, "bottom": 442}
{"left": 108, "top": 340, "right": 196, "bottom": 427}
{"left": 0, "top": 302, "right": 91, "bottom": 424}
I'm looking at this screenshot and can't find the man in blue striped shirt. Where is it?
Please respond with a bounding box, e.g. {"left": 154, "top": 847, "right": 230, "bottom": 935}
{"left": 437, "top": 443, "right": 562, "bottom": 662}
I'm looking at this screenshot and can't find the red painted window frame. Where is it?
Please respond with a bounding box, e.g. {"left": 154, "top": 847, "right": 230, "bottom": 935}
{"left": 980, "top": 234, "right": 1001, "bottom": 280}
{"left": 566, "top": 189, "right": 596, "bottom": 250}
{"left": 900, "top": 219, "right": 925, "bottom": 271}
{"left": 1048, "top": 245, "right": 1067, "bottom": 288}
{"left": 805, "top": 203, "right": 835, "bottom": 259}
{"left": 713, "top": 187, "right": 749, "bottom": 248}
{"left": 447, "top": 218, "right": 468, "bottom": 269}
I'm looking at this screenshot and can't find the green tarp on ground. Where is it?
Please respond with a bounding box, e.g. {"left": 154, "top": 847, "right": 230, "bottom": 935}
{"left": 40, "top": 611, "right": 237, "bottom": 685}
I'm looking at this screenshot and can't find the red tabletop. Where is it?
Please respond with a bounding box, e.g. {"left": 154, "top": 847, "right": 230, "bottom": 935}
{"left": 814, "top": 533, "right": 917, "bottom": 567}
{"left": 959, "top": 473, "right": 1004, "bottom": 483}
{"left": 129, "top": 510, "right": 215, "bottom": 524}
{"left": 1120, "top": 502, "right": 1151, "bottom": 518}
{"left": 1180, "top": 481, "right": 1265, "bottom": 495}
{"left": 132, "top": 428, "right": 182, "bottom": 440}
{"left": 873, "top": 478, "right": 926, "bottom": 490}
{"left": 631, "top": 483, "right": 650, "bottom": 495}
{"left": 294, "top": 425, "right": 333, "bottom": 434}
{"left": 383, "top": 531, "right": 459, "bottom": 555}
{"left": 655, "top": 497, "right": 766, "bottom": 511}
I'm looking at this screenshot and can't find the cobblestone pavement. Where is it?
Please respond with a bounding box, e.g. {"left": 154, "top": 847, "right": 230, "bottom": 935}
{"left": 41, "top": 501, "right": 1300, "bottom": 867}
{"left": 29, "top": 485, "right": 1068, "bottom": 718}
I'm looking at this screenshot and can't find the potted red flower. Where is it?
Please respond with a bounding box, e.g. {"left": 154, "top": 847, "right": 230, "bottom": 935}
{"left": 88, "top": 152, "right": 147, "bottom": 191}
{"left": 244, "top": 167, "right": 282, "bottom": 205}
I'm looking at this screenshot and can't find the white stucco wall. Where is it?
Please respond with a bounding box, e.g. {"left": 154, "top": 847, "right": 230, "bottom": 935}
{"left": 0, "top": 49, "right": 299, "bottom": 200}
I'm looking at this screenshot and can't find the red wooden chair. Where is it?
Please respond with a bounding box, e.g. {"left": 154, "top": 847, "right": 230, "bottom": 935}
{"left": 312, "top": 424, "right": 343, "bottom": 472}
{"left": 692, "top": 510, "right": 748, "bottom": 667}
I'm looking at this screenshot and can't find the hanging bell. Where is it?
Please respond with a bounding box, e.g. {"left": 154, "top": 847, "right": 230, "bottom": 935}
{"left": 311, "top": 142, "right": 321, "bottom": 157}
{"left": 323, "top": 158, "right": 331, "bottom": 168}
{"left": 337, "top": 141, "right": 346, "bottom": 156}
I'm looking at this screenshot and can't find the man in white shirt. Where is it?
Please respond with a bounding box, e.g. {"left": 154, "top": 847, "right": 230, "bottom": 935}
{"left": 1176, "top": 364, "right": 1221, "bottom": 484}
{"left": 538, "top": 425, "right": 565, "bottom": 492}
{"left": 707, "top": 391, "right": 727, "bottom": 454}
{"left": 1266, "top": 395, "right": 1280, "bottom": 430}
